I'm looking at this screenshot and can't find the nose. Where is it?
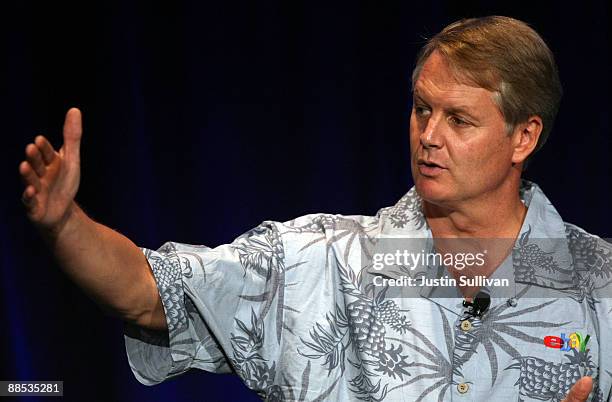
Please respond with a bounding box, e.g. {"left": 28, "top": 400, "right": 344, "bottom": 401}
{"left": 419, "top": 115, "right": 443, "bottom": 149}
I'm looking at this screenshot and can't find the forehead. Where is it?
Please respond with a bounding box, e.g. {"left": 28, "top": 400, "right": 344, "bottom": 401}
{"left": 414, "top": 52, "right": 498, "bottom": 111}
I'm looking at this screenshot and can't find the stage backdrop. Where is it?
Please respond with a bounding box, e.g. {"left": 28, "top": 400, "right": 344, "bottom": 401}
{"left": 2, "top": 1, "right": 610, "bottom": 401}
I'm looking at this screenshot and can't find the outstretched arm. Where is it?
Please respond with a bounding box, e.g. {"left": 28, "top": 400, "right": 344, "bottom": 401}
{"left": 19, "top": 108, "right": 167, "bottom": 331}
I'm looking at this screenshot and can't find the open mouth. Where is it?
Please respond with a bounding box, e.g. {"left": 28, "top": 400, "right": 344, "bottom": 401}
{"left": 417, "top": 159, "right": 445, "bottom": 169}
{"left": 416, "top": 159, "right": 446, "bottom": 176}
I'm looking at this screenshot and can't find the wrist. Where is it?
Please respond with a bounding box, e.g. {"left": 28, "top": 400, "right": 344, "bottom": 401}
{"left": 39, "top": 202, "right": 82, "bottom": 243}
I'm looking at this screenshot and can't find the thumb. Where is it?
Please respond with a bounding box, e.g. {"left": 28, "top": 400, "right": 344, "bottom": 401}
{"left": 62, "top": 107, "right": 82, "bottom": 165}
{"left": 563, "top": 376, "right": 593, "bottom": 402}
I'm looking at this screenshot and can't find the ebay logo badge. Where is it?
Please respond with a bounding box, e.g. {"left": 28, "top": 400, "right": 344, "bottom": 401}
{"left": 543, "top": 332, "right": 590, "bottom": 352}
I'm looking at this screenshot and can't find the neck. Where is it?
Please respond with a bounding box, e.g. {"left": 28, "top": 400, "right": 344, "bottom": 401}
{"left": 423, "top": 180, "right": 527, "bottom": 239}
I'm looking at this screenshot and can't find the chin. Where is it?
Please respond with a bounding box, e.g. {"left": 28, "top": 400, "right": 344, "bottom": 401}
{"left": 414, "top": 177, "right": 451, "bottom": 204}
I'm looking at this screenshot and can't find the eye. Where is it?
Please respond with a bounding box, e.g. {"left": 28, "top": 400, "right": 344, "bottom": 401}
{"left": 414, "top": 105, "right": 431, "bottom": 117}
{"left": 449, "top": 115, "right": 470, "bottom": 127}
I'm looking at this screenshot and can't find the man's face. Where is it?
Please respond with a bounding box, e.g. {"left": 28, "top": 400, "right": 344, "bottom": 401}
{"left": 410, "top": 51, "right": 517, "bottom": 207}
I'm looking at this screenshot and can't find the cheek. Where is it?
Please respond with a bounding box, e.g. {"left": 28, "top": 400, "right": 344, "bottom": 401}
{"left": 449, "top": 137, "right": 509, "bottom": 171}
{"left": 409, "top": 116, "right": 420, "bottom": 151}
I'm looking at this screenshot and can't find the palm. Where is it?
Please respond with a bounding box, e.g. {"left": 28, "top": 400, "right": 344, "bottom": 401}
{"left": 20, "top": 108, "right": 82, "bottom": 230}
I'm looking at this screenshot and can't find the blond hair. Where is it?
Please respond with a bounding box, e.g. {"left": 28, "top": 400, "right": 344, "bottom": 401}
{"left": 412, "top": 16, "right": 562, "bottom": 164}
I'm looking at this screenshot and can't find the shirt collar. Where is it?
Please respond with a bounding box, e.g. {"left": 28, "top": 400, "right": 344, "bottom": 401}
{"left": 383, "top": 179, "right": 567, "bottom": 238}
{"left": 380, "top": 180, "right": 574, "bottom": 297}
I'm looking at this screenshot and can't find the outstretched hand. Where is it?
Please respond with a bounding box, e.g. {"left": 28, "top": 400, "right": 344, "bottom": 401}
{"left": 19, "top": 108, "right": 82, "bottom": 232}
{"left": 562, "top": 376, "right": 593, "bottom": 402}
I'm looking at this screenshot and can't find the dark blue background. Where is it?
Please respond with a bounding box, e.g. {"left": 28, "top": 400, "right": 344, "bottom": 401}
{"left": 2, "top": 1, "right": 610, "bottom": 401}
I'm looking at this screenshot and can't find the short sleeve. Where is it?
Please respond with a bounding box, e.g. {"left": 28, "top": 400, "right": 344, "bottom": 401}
{"left": 124, "top": 221, "right": 287, "bottom": 386}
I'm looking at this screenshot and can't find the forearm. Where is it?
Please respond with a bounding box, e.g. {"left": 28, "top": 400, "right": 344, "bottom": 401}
{"left": 41, "top": 202, "right": 167, "bottom": 331}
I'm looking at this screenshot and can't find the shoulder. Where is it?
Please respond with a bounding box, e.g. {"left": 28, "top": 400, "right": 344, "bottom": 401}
{"left": 277, "top": 212, "right": 380, "bottom": 234}
{"left": 564, "top": 222, "right": 612, "bottom": 266}
{"left": 228, "top": 211, "right": 382, "bottom": 249}
{"left": 563, "top": 222, "right": 612, "bottom": 299}
{"left": 229, "top": 212, "right": 383, "bottom": 277}
{"left": 260, "top": 212, "right": 382, "bottom": 259}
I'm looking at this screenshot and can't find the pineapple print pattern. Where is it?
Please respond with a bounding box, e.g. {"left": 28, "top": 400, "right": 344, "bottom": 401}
{"left": 561, "top": 224, "right": 612, "bottom": 310}
{"left": 234, "top": 222, "right": 288, "bottom": 344}
{"left": 386, "top": 187, "right": 426, "bottom": 229}
{"left": 567, "top": 224, "right": 612, "bottom": 279}
{"left": 346, "top": 298, "right": 387, "bottom": 358}
{"left": 345, "top": 296, "right": 413, "bottom": 383}
{"left": 146, "top": 246, "right": 193, "bottom": 333}
{"left": 506, "top": 349, "right": 595, "bottom": 402}
{"left": 375, "top": 344, "right": 412, "bottom": 380}
{"left": 513, "top": 225, "right": 563, "bottom": 284}
{"left": 269, "top": 226, "right": 285, "bottom": 263}
{"left": 346, "top": 297, "right": 411, "bottom": 359}
{"left": 235, "top": 222, "right": 285, "bottom": 278}
{"left": 288, "top": 214, "right": 340, "bottom": 233}
{"left": 127, "top": 180, "right": 612, "bottom": 401}
{"left": 375, "top": 300, "right": 411, "bottom": 334}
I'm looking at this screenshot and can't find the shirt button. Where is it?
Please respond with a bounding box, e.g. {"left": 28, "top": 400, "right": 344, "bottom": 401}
{"left": 457, "top": 382, "right": 470, "bottom": 394}
{"left": 460, "top": 320, "right": 472, "bottom": 331}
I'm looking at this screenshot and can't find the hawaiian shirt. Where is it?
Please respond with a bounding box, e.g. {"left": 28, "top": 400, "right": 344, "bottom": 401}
{"left": 124, "top": 180, "right": 612, "bottom": 401}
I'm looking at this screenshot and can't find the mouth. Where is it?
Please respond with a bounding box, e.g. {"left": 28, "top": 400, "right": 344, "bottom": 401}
{"left": 416, "top": 159, "right": 447, "bottom": 176}
{"left": 417, "top": 159, "right": 446, "bottom": 169}
{"left": 417, "top": 158, "right": 446, "bottom": 169}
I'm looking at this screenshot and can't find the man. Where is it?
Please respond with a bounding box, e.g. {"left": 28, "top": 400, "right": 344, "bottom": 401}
{"left": 19, "top": 16, "right": 609, "bottom": 401}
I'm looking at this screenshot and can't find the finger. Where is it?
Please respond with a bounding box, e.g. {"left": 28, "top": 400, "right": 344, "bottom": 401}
{"left": 21, "top": 185, "right": 37, "bottom": 207}
{"left": 19, "top": 161, "right": 41, "bottom": 192}
{"left": 25, "top": 143, "right": 46, "bottom": 177}
{"left": 35, "top": 135, "right": 57, "bottom": 165}
{"left": 21, "top": 186, "right": 38, "bottom": 213}
{"left": 62, "top": 107, "right": 82, "bottom": 165}
{"left": 562, "top": 376, "right": 593, "bottom": 402}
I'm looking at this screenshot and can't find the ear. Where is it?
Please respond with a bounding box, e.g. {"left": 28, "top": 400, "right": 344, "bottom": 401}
{"left": 511, "top": 115, "right": 543, "bottom": 165}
